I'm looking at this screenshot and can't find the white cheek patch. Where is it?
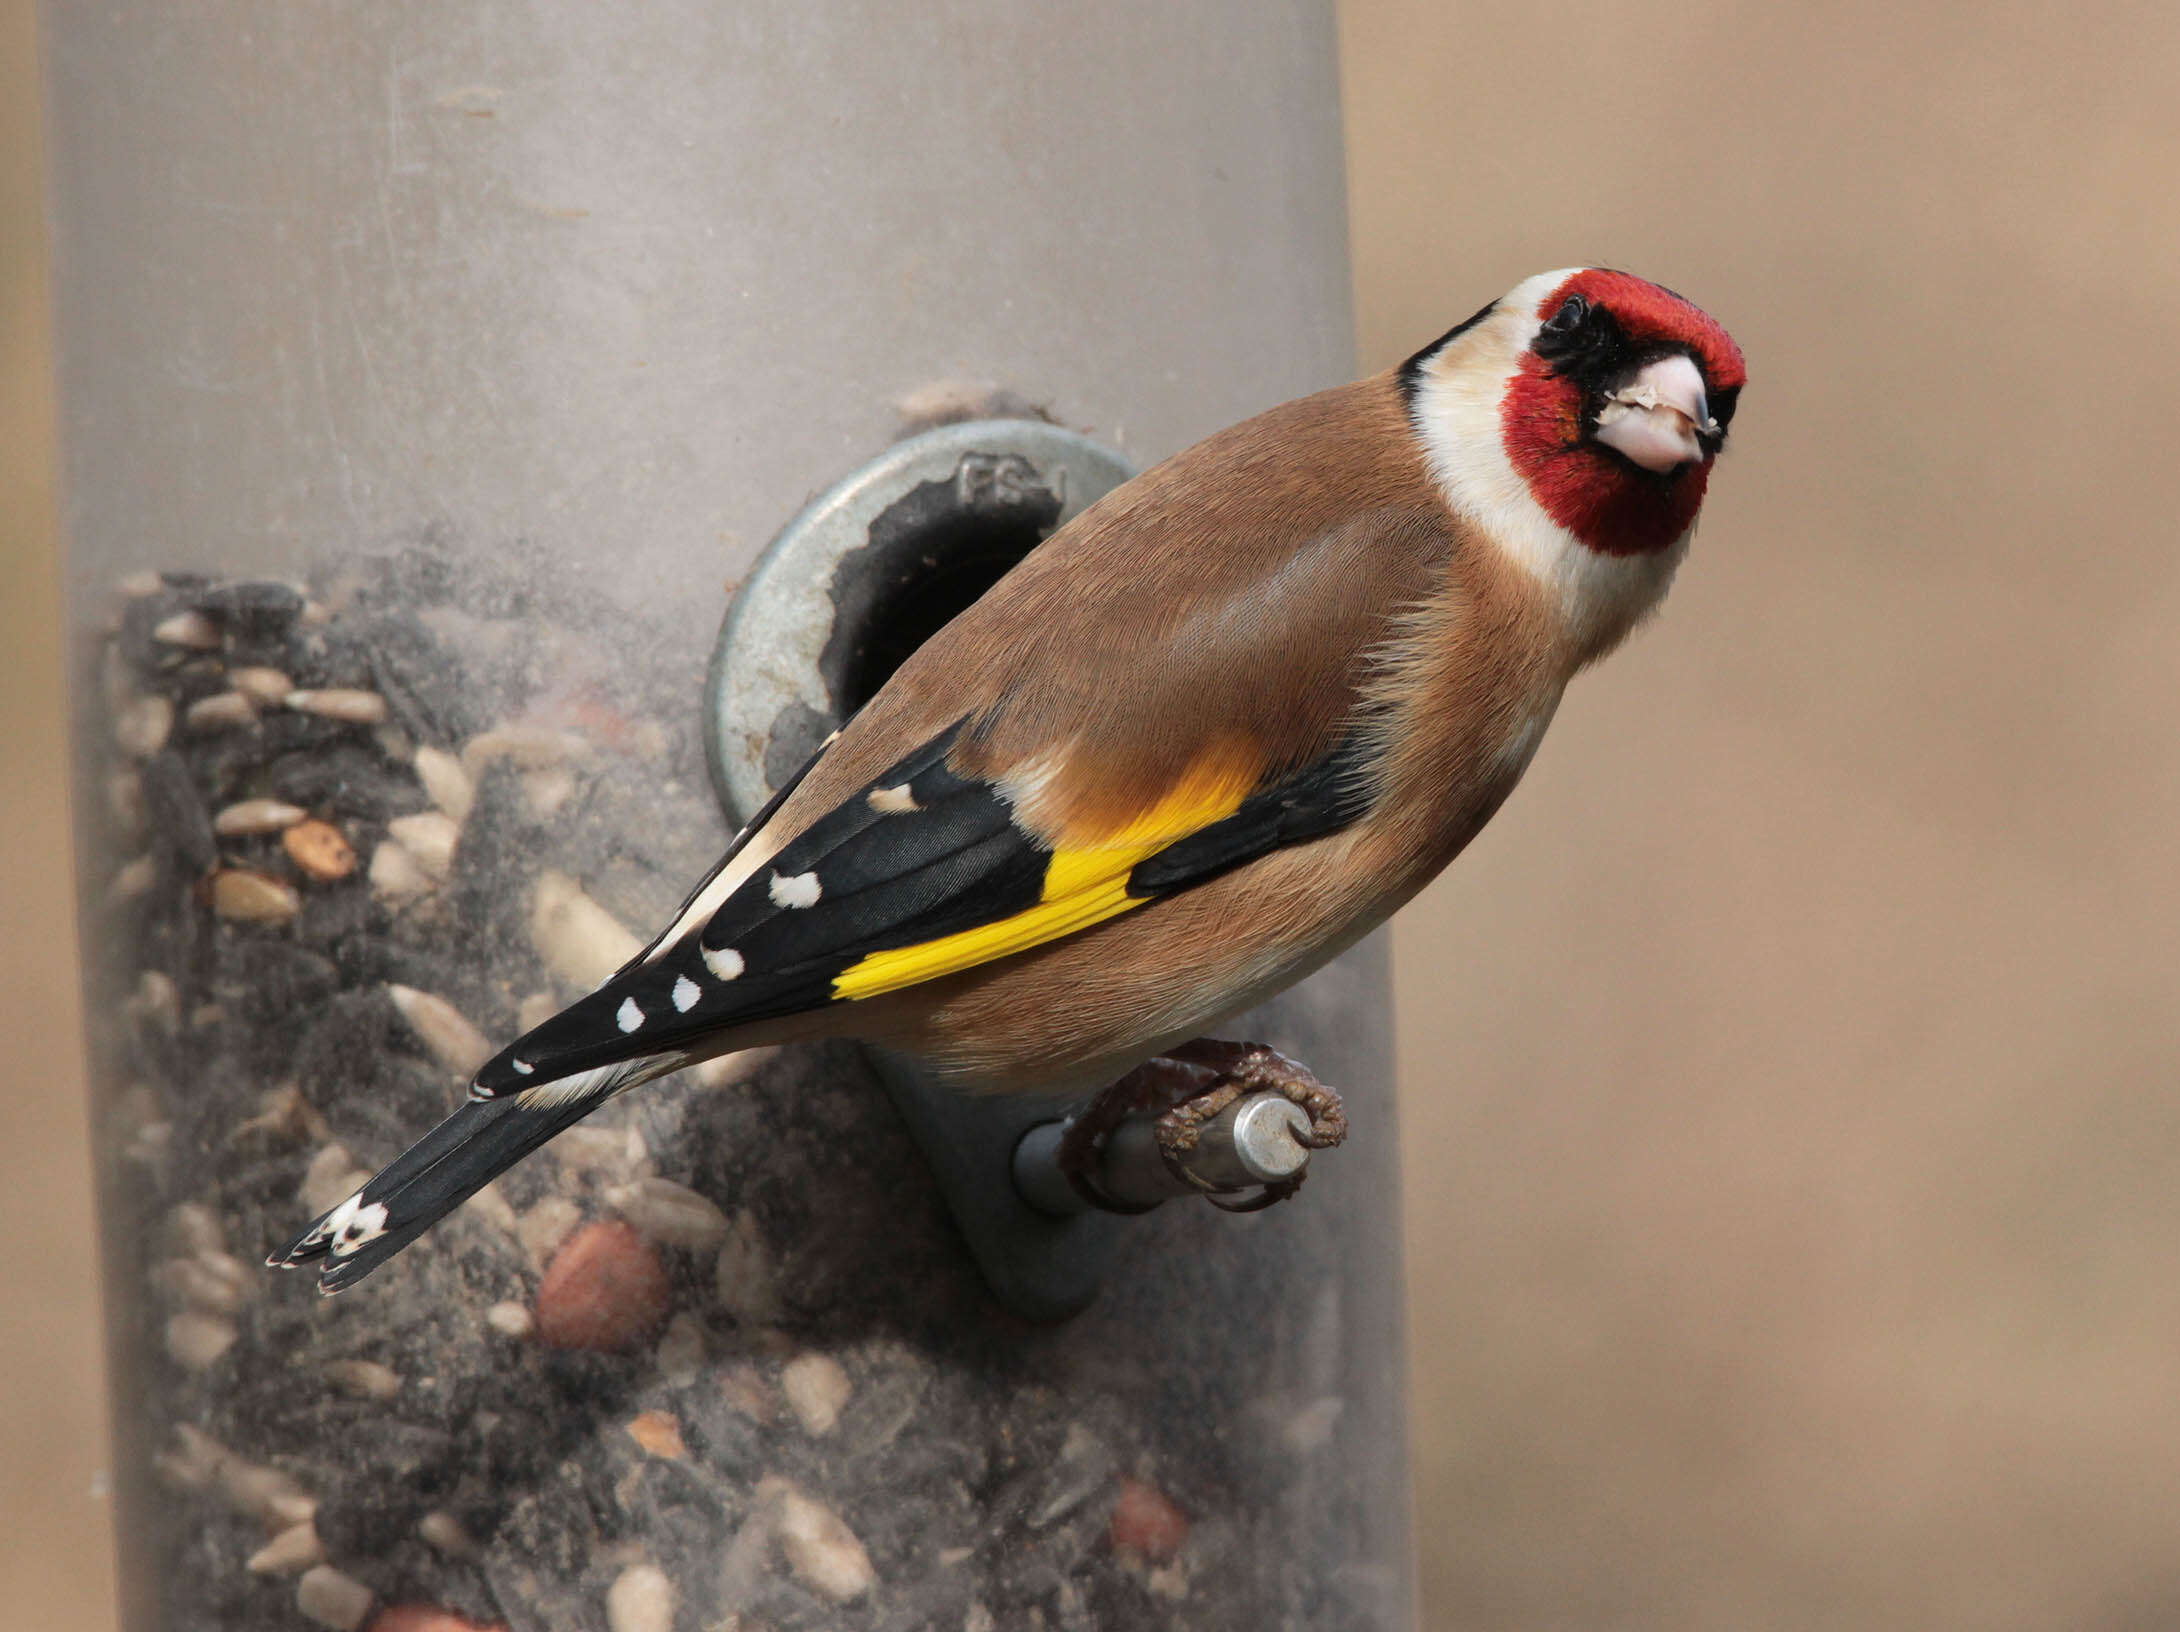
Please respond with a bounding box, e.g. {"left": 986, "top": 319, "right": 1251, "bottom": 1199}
{"left": 1407, "top": 274, "right": 1584, "bottom": 588}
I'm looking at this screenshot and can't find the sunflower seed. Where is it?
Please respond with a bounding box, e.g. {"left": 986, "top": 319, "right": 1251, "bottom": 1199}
{"left": 106, "top": 855, "right": 158, "bottom": 904}
{"left": 693, "top": 1047, "right": 780, "bottom": 1091}
{"left": 210, "top": 869, "right": 302, "bottom": 923}
{"left": 164, "top": 1311, "right": 238, "bottom": 1372}
{"left": 298, "top": 1143, "right": 370, "bottom": 1215}
{"left": 460, "top": 1181, "right": 518, "bottom": 1235}
{"left": 151, "top": 1423, "right": 226, "bottom": 1491}
{"left": 247, "top": 1520, "right": 326, "bottom": 1575}
{"left": 228, "top": 665, "right": 295, "bottom": 705}
{"left": 517, "top": 1196, "right": 582, "bottom": 1267}
{"left": 368, "top": 840, "right": 434, "bottom": 902}
{"left": 105, "top": 768, "right": 146, "bottom": 835}
{"left": 530, "top": 869, "right": 641, "bottom": 990}
{"left": 214, "top": 798, "right": 309, "bottom": 836}
{"left": 604, "top": 1176, "right": 728, "bottom": 1252}
{"left": 713, "top": 1210, "right": 783, "bottom": 1327}
{"left": 655, "top": 1311, "right": 705, "bottom": 1385}
{"left": 522, "top": 765, "right": 579, "bottom": 819}
{"left": 416, "top": 1510, "right": 477, "bottom": 1558}
{"left": 764, "top": 1478, "right": 876, "bottom": 1603}
{"left": 184, "top": 691, "right": 258, "bottom": 733}
{"left": 548, "top": 1126, "right": 631, "bottom": 1178}
{"left": 462, "top": 724, "right": 589, "bottom": 773}
{"left": 126, "top": 969, "right": 181, "bottom": 1034}
{"left": 296, "top": 1564, "right": 375, "bottom": 1631}
{"left": 386, "top": 811, "right": 459, "bottom": 880}
{"left": 412, "top": 744, "right": 475, "bottom": 823}
{"left": 113, "top": 692, "right": 174, "bottom": 757}
{"left": 781, "top": 1352, "right": 853, "bottom": 1437}
{"left": 605, "top": 1562, "right": 676, "bottom": 1632}
{"left": 284, "top": 688, "right": 389, "bottom": 725}
{"left": 165, "top": 1201, "right": 226, "bottom": 1257}
{"left": 324, "top": 1359, "right": 400, "bottom": 1401}
{"left": 151, "top": 1251, "right": 253, "bottom": 1315}
{"left": 153, "top": 610, "right": 222, "bottom": 650}
{"left": 386, "top": 984, "right": 492, "bottom": 1077}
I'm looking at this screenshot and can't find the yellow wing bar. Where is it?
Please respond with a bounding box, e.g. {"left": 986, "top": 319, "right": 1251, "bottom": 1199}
{"left": 828, "top": 756, "right": 1255, "bottom": 1002}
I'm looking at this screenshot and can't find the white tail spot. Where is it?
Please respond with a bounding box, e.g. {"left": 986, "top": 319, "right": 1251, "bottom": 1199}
{"left": 616, "top": 996, "right": 644, "bottom": 1033}
{"left": 330, "top": 1198, "right": 390, "bottom": 1255}
{"left": 672, "top": 974, "right": 700, "bottom": 1012}
{"left": 702, "top": 944, "right": 744, "bottom": 981}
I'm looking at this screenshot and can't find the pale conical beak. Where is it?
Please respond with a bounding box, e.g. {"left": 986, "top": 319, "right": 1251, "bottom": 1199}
{"left": 1593, "top": 353, "right": 1717, "bottom": 473}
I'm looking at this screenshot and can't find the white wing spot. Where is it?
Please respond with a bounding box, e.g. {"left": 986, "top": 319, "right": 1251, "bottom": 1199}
{"left": 671, "top": 974, "right": 700, "bottom": 1013}
{"left": 331, "top": 1199, "right": 390, "bottom": 1256}
{"left": 511, "top": 1057, "right": 535, "bottom": 1075}
{"left": 702, "top": 945, "right": 745, "bottom": 981}
{"left": 616, "top": 996, "right": 645, "bottom": 1033}
{"left": 769, "top": 870, "right": 821, "bottom": 909}
{"left": 866, "top": 784, "right": 920, "bottom": 814}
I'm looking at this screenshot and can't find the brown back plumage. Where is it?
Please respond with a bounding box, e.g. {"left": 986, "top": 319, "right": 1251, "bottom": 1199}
{"left": 775, "top": 374, "right": 1460, "bottom": 846}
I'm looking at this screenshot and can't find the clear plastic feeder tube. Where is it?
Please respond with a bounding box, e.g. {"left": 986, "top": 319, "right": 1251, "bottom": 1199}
{"left": 44, "top": 5, "right": 1413, "bottom": 1628}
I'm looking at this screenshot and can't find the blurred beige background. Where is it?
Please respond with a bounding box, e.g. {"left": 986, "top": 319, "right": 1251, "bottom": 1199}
{"left": 0, "top": 0, "right": 108, "bottom": 1627}
{"left": 7, "top": 2, "right": 2179, "bottom": 1628}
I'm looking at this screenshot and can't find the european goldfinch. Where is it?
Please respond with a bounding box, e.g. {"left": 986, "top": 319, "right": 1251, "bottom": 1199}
{"left": 271, "top": 266, "right": 1746, "bottom": 1290}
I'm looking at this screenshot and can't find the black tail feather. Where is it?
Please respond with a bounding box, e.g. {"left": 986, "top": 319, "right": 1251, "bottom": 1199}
{"left": 267, "top": 1057, "right": 667, "bottom": 1292}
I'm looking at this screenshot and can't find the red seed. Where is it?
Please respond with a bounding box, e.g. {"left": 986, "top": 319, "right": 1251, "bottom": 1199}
{"left": 367, "top": 1608, "right": 506, "bottom": 1632}
{"left": 534, "top": 1220, "right": 670, "bottom": 1352}
{"left": 1109, "top": 1477, "right": 1189, "bottom": 1563}
{"left": 624, "top": 1409, "right": 688, "bottom": 1459}
{"left": 284, "top": 819, "right": 358, "bottom": 881}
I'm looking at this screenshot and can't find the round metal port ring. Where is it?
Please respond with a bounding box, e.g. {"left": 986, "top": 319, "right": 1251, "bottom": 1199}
{"left": 705, "top": 418, "right": 1135, "bottom": 827}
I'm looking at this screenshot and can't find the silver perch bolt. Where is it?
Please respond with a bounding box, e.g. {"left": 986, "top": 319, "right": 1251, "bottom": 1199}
{"left": 1011, "top": 1092, "right": 1317, "bottom": 1216}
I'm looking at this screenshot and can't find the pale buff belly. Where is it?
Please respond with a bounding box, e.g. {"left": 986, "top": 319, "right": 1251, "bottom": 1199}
{"left": 842, "top": 808, "right": 1481, "bottom": 1097}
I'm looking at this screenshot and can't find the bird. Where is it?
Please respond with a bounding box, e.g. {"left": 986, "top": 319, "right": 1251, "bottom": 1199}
{"left": 270, "top": 265, "right": 1746, "bottom": 1291}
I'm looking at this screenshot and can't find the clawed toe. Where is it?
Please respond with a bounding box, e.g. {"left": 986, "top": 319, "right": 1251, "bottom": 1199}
{"left": 1054, "top": 1039, "right": 1348, "bottom": 1214}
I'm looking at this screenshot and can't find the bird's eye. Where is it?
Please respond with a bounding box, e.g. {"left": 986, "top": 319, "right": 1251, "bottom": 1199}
{"left": 1542, "top": 295, "right": 1589, "bottom": 335}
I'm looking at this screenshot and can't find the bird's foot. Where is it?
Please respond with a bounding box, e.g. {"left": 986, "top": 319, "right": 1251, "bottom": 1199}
{"left": 1055, "top": 1038, "right": 1347, "bottom": 1213}
{"left": 1154, "top": 1039, "right": 1346, "bottom": 1211}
